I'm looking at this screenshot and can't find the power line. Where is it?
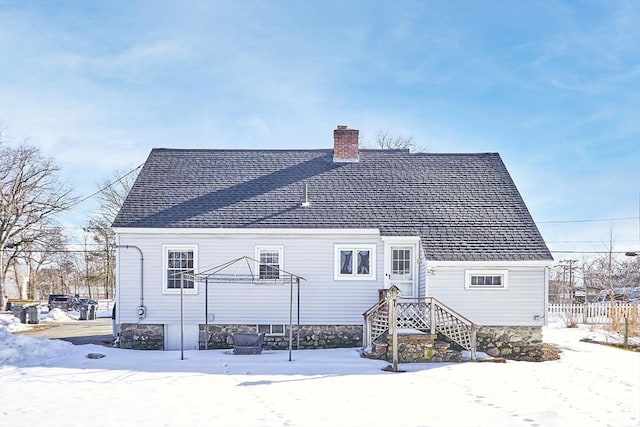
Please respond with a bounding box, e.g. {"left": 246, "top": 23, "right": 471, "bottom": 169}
{"left": 66, "top": 163, "right": 144, "bottom": 209}
{"left": 547, "top": 239, "right": 639, "bottom": 243}
{"left": 5, "top": 247, "right": 109, "bottom": 253}
{"left": 549, "top": 250, "right": 639, "bottom": 254}
{"left": 537, "top": 216, "right": 639, "bottom": 224}
{"left": 17, "top": 250, "right": 109, "bottom": 253}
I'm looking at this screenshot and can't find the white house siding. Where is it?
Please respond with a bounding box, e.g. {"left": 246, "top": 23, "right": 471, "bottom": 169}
{"left": 426, "top": 265, "right": 547, "bottom": 326}
{"left": 418, "top": 245, "right": 427, "bottom": 298}
{"left": 115, "top": 231, "right": 386, "bottom": 327}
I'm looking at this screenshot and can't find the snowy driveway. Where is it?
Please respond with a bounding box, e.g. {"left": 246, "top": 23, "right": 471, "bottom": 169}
{"left": 17, "top": 317, "right": 113, "bottom": 345}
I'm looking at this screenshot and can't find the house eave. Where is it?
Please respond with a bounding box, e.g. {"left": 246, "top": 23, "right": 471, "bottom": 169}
{"left": 426, "top": 260, "right": 553, "bottom": 268}
{"left": 112, "top": 227, "right": 382, "bottom": 236}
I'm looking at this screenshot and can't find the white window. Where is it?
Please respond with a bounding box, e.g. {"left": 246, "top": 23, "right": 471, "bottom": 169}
{"left": 255, "top": 246, "right": 283, "bottom": 281}
{"left": 163, "top": 245, "right": 198, "bottom": 294}
{"left": 465, "top": 270, "right": 508, "bottom": 290}
{"left": 334, "top": 244, "right": 376, "bottom": 280}
{"left": 257, "top": 324, "right": 285, "bottom": 336}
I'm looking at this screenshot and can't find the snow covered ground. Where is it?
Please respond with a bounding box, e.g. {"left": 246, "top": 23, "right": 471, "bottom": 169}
{"left": 0, "top": 316, "right": 638, "bottom": 427}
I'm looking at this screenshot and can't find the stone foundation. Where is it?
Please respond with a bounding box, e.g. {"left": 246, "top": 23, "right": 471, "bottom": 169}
{"left": 476, "top": 326, "right": 543, "bottom": 361}
{"left": 199, "top": 324, "right": 363, "bottom": 350}
{"left": 382, "top": 332, "right": 463, "bottom": 363}
{"left": 120, "top": 323, "right": 164, "bottom": 350}
{"left": 118, "top": 322, "right": 543, "bottom": 361}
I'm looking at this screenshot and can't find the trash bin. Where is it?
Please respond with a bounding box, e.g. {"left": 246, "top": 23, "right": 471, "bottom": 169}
{"left": 79, "top": 305, "right": 88, "bottom": 320}
{"left": 11, "top": 305, "right": 22, "bottom": 319}
{"left": 18, "top": 307, "right": 27, "bottom": 323}
{"left": 26, "top": 305, "right": 40, "bottom": 324}
{"left": 88, "top": 304, "right": 96, "bottom": 320}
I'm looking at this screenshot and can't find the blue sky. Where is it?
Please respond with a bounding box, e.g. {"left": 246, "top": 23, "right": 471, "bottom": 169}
{"left": 0, "top": 0, "right": 639, "bottom": 259}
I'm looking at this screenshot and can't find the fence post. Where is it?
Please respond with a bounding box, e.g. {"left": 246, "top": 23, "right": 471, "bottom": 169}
{"left": 624, "top": 316, "right": 629, "bottom": 349}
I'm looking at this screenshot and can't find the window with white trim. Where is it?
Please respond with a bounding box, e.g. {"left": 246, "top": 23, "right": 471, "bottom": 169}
{"left": 255, "top": 246, "right": 283, "bottom": 281}
{"left": 465, "top": 270, "right": 508, "bottom": 289}
{"left": 257, "top": 324, "right": 285, "bottom": 336}
{"left": 334, "top": 244, "right": 376, "bottom": 280}
{"left": 163, "top": 245, "right": 198, "bottom": 293}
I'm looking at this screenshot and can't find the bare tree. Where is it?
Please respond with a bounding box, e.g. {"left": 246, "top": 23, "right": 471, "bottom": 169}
{"left": 39, "top": 245, "right": 80, "bottom": 297}
{"left": 85, "top": 168, "right": 139, "bottom": 299}
{"left": 0, "top": 138, "right": 76, "bottom": 308}
{"left": 584, "top": 255, "right": 639, "bottom": 290}
{"left": 93, "top": 168, "right": 139, "bottom": 226}
{"left": 21, "top": 225, "right": 68, "bottom": 299}
{"left": 361, "top": 130, "right": 428, "bottom": 153}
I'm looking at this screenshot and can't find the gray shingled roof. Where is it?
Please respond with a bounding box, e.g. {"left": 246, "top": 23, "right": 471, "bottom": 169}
{"left": 112, "top": 148, "right": 552, "bottom": 261}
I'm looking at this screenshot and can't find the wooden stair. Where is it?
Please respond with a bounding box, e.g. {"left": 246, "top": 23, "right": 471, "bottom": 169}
{"left": 363, "top": 296, "right": 478, "bottom": 360}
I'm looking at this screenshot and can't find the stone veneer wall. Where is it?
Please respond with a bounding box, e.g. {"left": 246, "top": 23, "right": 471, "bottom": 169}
{"left": 120, "top": 323, "right": 164, "bottom": 350}
{"left": 200, "top": 324, "right": 363, "bottom": 350}
{"left": 476, "top": 326, "right": 543, "bottom": 361}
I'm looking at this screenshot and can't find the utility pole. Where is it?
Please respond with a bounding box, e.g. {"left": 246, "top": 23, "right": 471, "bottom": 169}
{"left": 561, "top": 263, "right": 567, "bottom": 301}
{"left": 569, "top": 261, "right": 575, "bottom": 300}
{"left": 83, "top": 228, "right": 91, "bottom": 299}
{"left": 560, "top": 259, "right": 579, "bottom": 302}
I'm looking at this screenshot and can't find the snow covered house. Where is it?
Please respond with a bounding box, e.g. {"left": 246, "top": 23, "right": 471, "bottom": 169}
{"left": 112, "top": 125, "right": 553, "bottom": 360}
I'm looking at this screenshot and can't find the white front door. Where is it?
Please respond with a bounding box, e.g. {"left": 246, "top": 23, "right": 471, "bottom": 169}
{"left": 390, "top": 246, "right": 414, "bottom": 297}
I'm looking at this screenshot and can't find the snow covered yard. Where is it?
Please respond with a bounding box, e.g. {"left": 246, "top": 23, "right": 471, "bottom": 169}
{"left": 0, "top": 318, "right": 638, "bottom": 427}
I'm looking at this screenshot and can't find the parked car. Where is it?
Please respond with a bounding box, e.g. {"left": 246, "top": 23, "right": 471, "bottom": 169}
{"left": 49, "top": 295, "right": 80, "bottom": 311}
{"left": 594, "top": 287, "right": 638, "bottom": 303}
{"left": 48, "top": 294, "right": 70, "bottom": 310}
{"left": 76, "top": 297, "right": 98, "bottom": 307}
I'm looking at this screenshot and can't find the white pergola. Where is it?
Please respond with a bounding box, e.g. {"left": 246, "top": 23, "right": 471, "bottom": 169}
{"left": 175, "top": 256, "right": 305, "bottom": 361}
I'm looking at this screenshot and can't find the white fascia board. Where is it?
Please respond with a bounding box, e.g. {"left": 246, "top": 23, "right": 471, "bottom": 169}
{"left": 113, "top": 227, "right": 381, "bottom": 236}
{"left": 426, "top": 260, "right": 553, "bottom": 268}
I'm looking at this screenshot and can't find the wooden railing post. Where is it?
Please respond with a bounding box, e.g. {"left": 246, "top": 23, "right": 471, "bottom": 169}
{"left": 430, "top": 298, "right": 436, "bottom": 335}
{"left": 470, "top": 325, "right": 477, "bottom": 361}
{"left": 386, "top": 285, "right": 400, "bottom": 372}
{"left": 364, "top": 313, "right": 372, "bottom": 351}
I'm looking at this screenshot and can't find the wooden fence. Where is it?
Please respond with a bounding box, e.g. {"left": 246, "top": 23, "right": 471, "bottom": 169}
{"left": 548, "top": 303, "right": 639, "bottom": 324}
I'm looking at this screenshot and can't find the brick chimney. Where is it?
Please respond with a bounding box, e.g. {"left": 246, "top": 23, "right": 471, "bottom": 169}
{"left": 333, "top": 125, "right": 359, "bottom": 163}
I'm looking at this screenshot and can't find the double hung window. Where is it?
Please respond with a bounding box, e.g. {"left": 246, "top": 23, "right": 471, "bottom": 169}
{"left": 255, "top": 246, "right": 283, "bottom": 281}
{"left": 163, "top": 245, "right": 197, "bottom": 293}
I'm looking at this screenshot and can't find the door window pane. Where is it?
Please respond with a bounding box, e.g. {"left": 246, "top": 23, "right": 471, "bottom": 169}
{"left": 392, "top": 249, "right": 412, "bottom": 280}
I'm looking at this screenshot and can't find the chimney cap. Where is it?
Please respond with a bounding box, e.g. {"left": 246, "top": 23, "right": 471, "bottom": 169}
{"left": 336, "top": 125, "right": 348, "bottom": 130}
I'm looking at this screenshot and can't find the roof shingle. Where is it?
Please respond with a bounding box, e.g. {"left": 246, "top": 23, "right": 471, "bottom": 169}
{"left": 112, "top": 148, "right": 552, "bottom": 261}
